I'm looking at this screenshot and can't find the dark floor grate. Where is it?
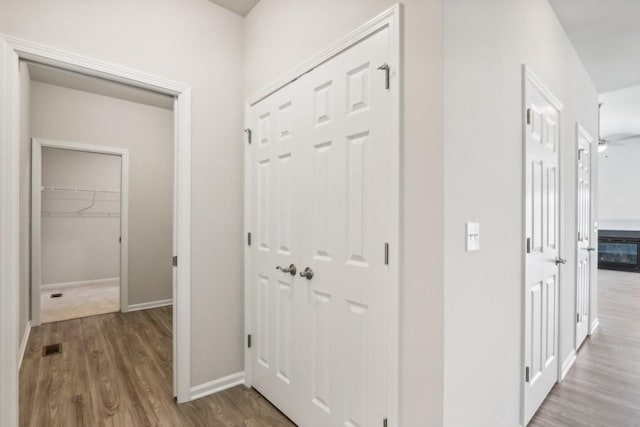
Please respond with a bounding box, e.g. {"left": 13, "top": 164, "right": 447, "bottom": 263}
{"left": 51, "top": 293, "right": 63, "bottom": 298}
{"left": 42, "top": 343, "right": 62, "bottom": 357}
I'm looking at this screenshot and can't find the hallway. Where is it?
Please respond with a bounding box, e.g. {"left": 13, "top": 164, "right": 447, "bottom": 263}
{"left": 530, "top": 270, "right": 640, "bottom": 426}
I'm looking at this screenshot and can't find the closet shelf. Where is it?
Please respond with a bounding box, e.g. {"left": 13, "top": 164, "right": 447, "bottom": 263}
{"left": 42, "top": 212, "right": 120, "bottom": 218}
{"left": 42, "top": 186, "right": 120, "bottom": 194}
{"left": 41, "top": 186, "right": 120, "bottom": 217}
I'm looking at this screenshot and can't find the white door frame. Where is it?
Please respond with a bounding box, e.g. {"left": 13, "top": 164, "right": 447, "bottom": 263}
{"left": 243, "top": 4, "right": 402, "bottom": 426}
{"left": 0, "top": 35, "right": 193, "bottom": 426}
{"left": 31, "top": 139, "right": 130, "bottom": 325}
{"left": 520, "top": 65, "right": 565, "bottom": 425}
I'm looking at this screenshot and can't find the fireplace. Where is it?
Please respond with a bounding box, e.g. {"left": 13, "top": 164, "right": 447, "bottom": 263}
{"left": 598, "top": 230, "right": 640, "bottom": 272}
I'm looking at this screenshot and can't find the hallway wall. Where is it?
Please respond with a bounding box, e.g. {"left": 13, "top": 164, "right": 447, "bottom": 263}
{"left": 0, "top": 0, "right": 245, "bottom": 388}
{"left": 443, "top": 0, "right": 599, "bottom": 425}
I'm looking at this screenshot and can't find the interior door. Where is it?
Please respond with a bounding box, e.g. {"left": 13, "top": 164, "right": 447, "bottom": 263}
{"left": 576, "top": 126, "right": 593, "bottom": 349}
{"left": 524, "top": 72, "right": 562, "bottom": 425}
{"left": 295, "top": 27, "right": 391, "bottom": 427}
{"left": 249, "top": 26, "right": 392, "bottom": 427}
{"left": 249, "top": 82, "right": 307, "bottom": 423}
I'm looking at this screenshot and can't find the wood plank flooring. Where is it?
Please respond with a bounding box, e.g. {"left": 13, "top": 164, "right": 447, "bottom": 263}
{"left": 19, "top": 306, "right": 296, "bottom": 427}
{"left": 530, "top": 269, "right": 640, "bottom": 426}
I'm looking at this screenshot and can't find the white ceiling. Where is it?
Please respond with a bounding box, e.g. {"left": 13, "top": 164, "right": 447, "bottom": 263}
{"left": 208, "top": 0, "right": 260, "bottom": 16}
{"left": 26, "top": 62, "right": 174, "bottom": 110}
{"left": 549, "top": 0, "right": 640, "bottom": 92}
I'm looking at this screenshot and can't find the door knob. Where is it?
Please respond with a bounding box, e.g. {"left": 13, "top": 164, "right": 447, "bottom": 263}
{"left": 276, "top": 264, "right": 297, "bottom": 276}
{"left": 586, "top": 247, "right": 596, "bottom": 252}
{"left": 555, "top": 257, "right": 567, "bottom": 265}
{"left": 299, "top": 267, "right": 314, "bottom": 280}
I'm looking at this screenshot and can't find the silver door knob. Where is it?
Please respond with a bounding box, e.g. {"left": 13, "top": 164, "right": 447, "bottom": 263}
{"left": 299, "top": 267, "right": 314, "bottom": 280}
{"left": 555, "top": 257, "right": 567, "bottom": 265}
{"left": 276, "top": 264, "right": 297, "bottom": 276}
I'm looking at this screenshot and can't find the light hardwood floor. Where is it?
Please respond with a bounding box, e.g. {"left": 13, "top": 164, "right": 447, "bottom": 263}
{"left": 20, "top": 306, "right": 295, "bottom": 427}
{"left": 530, "top": 269, "right": 640, "bottom": 426}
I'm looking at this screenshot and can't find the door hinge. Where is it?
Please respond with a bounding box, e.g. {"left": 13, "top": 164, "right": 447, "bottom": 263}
{"left": 526, "top": 108, "right": 532, "bottom": 125}
{"left": 384, "top": 243, "right": 389, "bottom": 265}
{"left": 172, "top": 256, "right": 178, "bottom": 267}
{"left": 119, "top": 236, "right": 122, "bottom": 243}
{"left": 526, "top": 237, "right": 531, "bottom": 254}
{"left": 244, "top": 128, "right": 252, "bottom": 145}
{"left": 578, "top": 231, "right": 581, "bottom": 241}
{"left": 248, "top": 232, "right": 252, "bottom": 246}
{"left": 247, "top": 334, "right": 252, "bottom": 348}
{"left": 377, "top": 63, "right": 390, "bottom": 90}
{"left": 577, "top": 313, "right": 580, "bottom": 323}
{"left": 525, "top": 366, "right": 530, "bottom": 383}
{"left": 383, "top": 418, "right": 388, "bottom": 427}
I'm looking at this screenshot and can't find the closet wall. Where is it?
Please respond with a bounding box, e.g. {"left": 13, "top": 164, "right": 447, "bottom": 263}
{"left": 41, "top": 148, "right": 121, "bottom": 285}
{"left": 31, "top": 81, "right": 174, "bottom": 307}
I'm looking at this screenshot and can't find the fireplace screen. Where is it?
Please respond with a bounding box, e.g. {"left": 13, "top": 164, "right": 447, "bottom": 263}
{"left": 598, "top": 230, "right": 640, "bottom": 272}
{"left": 598, "top": 242, "right": 638, "bottom": 265}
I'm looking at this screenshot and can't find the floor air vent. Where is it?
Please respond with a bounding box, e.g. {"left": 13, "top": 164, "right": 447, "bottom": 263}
{"left": 42, "top": 343, "right": 62, "bottom": 357}
{"left": 51, "top": 293, "right": 63, "bottom": 298}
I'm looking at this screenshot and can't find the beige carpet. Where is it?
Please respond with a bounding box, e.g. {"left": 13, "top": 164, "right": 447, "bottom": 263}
{"left": 41, "top": 280, "right": 120, "bottom": 323}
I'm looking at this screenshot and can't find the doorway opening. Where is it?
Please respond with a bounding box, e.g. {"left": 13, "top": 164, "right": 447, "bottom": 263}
{"left": 0, "top": 36, "right": 193, "bottom": 425}
{"left": 33, "top": 142, "right": 127, "bottom": 324}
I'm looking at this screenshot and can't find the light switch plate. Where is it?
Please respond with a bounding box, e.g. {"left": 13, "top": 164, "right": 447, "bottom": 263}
{"left": 466, "top": 222, "right": 480, "bottom": 252}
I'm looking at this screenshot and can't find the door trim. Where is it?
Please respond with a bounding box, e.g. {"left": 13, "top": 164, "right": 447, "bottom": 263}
{"left": 520, "top": 65, "right": 564, "bottom": 426}
{"left": 31, "top": 139, "right": 130, "bottom": 325}
{"left": 244, "top": 4, "right": 402, "bottom": 425}
{"left": 0, "top": 35, "right": 192, "bottom": 427}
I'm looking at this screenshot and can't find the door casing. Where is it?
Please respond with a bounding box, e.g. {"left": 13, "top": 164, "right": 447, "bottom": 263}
{"left": 520, "top": 65, "right": 565, "bottom": 426}
{"left": 0, "top": 35, "right": 193, "bottom": 427}
{"left": 243, "top": 4, "right": 402, "bottom": 426}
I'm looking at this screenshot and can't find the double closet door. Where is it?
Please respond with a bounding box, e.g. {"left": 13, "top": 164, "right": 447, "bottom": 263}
{"left": 249, "top": 27, "right": 392, "bottom": 427}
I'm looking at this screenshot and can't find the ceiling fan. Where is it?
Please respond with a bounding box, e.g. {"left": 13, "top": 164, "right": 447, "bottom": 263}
{"left": 599, "top": 133, "right": 640, "bottom": 152}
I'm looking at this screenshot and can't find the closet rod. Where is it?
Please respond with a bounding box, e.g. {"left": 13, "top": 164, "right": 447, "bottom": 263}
{"left": 41, "top": 186, "right": 120, "bottom": 194}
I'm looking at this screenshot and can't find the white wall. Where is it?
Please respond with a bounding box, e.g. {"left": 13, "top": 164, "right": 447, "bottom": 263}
{"left": 0, "top": 0, "right": 245, "bottom": 386}
{"left": 443, "top": 1, "right": 598, "bottom": 426}
{"left": 41, "top": 148, "right": 121, "bottom": 285}
{"left": 598, "top": 141, "right": 640, "bottom": 230}
{"left": 32, "top": 82, "right": 173, "bottom": 306}
{"left": 18, "top": 61, "right": 31, "bottom": 344}
{"left": 245, "top": 1, "right": 444, "bottom": 425}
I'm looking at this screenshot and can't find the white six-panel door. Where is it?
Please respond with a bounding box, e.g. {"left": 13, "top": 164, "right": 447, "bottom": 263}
{"left": 524, "top": 70, "right": 563, "bottom": 425}
{"left": 250, "top": 27, "right": 391, "bottom": 427}
{"left": 576, "top": 125, "right": 593, "bottom": 349}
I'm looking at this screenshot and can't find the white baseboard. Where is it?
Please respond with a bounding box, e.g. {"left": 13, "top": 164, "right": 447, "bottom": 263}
{"left": 190, "top": 372, "right": 245, "bottom": 401}
{"left": 41, "top": 277, "right": 119, "bottom": 290}
{"left": 127, "top": 299, "right": 173, "bottom": 312}
{"left": 18, "top": 321, "right": 31, "bottom": 370}
{"left": 561, "top": 350, "right": 577, "bottom": 380}
{"left": 590, "top": 318, "right": 600, "bottom": 335}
